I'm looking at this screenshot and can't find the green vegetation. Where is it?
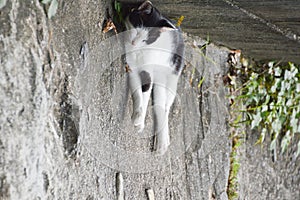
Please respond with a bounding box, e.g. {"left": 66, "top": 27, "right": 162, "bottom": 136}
{"left": 114, "top": 1, "right": 123, "bottom": 24}
{"left": 229, "top": 60, "right": 300, "bottom": 157}
{"left": 226, "top": 56, "right": 300, "bottom": 199}
{"left": 227, "top": 137, "right": 242, "bottom": 200}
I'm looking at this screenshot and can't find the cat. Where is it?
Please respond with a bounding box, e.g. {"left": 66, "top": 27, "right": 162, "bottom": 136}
{"left": 124, "top": 1, "right": 184, "bottom": 155}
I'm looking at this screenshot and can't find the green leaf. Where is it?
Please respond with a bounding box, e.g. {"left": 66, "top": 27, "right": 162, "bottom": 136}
{"left": 261, "top": 128, "right": 266, "bottom": 143}
{"left": 250, "top": 72, "right": 258, "bottom": 81}
{"left": 270, "top": 139, "right": 276, "bottom": 151}
{"left": 296, "top": 83, "right": 300, "bottom": 93}
{"left": 284, "top": 70, "right": 292, "bottom": 80}
{"left": 258, "top": 85, "right": 266, "bottom": 95}
{"left": 42, "top": 0, "right": 52, "bottom": 4}
{"left": 266, "top": 111, "right": 274, "bottom": 123}
{"left": 0, "top": 0, "right": 7, "bottom": 9}
{"left": 48, "top": 0, "right": 58, "bottom": 19}
{"left": 274, "top": 67, "right": 282, "bottom": 76}
{"left": 290, "top": 109, "right": 298, "bottom": 131}
{"left": 290, "top": 62, "right": 298, "bottom": 76}
{"left": 271, "top": 78, "right": 280, "bottom": 93}
{"left": 114, "top": 1, "right": 121, "bottom": 13}
{"left": 280, "top": 131, "right": 290, "bottom": 154}
{"left": 234, "top": 113, "right": 243, "bottom": 124}
{"left": 268, "top": 61, "right": 274, "bottom": 74}
{"left": 272, "top": 118, "right": 283, "bottom": 134}
{"left": 264, "top": 95, "right": 270, "bottom": 105}
{"left": 251, "top": 112, "right": 262, "bottom": 129}
{"left": 261, "top": 105, "right": 268, "bottom": 112}
{"left": 296, "top": 141, "right": 300, "bottom": 157}
{"left": 286, "top": 99, "right": 293, "bottom": 106}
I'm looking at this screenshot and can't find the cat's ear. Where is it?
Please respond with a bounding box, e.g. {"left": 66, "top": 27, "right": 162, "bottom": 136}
{"left": 138, "top": 1, "right": 153, "bottom": 15}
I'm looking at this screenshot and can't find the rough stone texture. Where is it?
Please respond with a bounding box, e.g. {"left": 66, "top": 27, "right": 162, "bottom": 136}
{"left": 238, "top": 132, "right": 300, "bottom": 200}
{"left": 0, "top": 0, "right": 230, "bottom": 199}
{"left": 0, "top": 0, "right": 299, "bottom": 200}
{"left": 150, "top": 0, "right": 300, "bottom": 63}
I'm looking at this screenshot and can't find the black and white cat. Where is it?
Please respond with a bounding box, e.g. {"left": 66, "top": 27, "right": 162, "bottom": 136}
{"left": 124, "top": 1, "right": 184, "bottom": 155}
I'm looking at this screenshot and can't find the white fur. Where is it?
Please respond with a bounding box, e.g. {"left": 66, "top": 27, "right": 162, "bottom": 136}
{"left": 125, "top": 27, "right": 179, "bottom": 155}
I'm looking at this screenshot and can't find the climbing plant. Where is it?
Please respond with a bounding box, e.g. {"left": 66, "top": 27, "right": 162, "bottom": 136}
{"left": 228, "top": 60, "right": 300, "bottom": 158}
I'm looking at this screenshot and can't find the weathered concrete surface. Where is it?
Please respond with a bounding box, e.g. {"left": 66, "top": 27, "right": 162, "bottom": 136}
{"left": 1, "top": 0, "right": 299, "bottom": 200}
{"left": 150, "top": 0, "right": 300, "bottom": 64}
{"left": 0, "top": 0, "right": 230, "bottom": 199}
{"left": 238, "top": 132, "right": 300, "bottom": 200}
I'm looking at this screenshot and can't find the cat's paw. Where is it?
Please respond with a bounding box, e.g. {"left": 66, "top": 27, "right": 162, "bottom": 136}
{"left": 134, "top": 123, "right": 144, "bottom": 134}
{"left": 155, "top": 135, "right": 170, "bottom": 156}
{"left": 155, "top": 143, "right": 169, "bottom": 156}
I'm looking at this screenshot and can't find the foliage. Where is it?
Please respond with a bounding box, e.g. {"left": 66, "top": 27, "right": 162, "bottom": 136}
{"left": 0, "top": 0, "right": 7, "bottom": 9}
{"left": 114, "top": 1, "right": 123, "bottom": 24}
{"left": 227, "top": 137, "right": 241, "bottom": 200}
{"left": 114, "top": 0, "right": 121, "bottom": 14}
{"left": 41, "top": 0, "right": 58, "bottom": 19}
{"left": 229, "top": 60, "right": 300, "bottom": 157}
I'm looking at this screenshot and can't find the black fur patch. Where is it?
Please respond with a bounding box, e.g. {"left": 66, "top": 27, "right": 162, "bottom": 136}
{"left": 172, "top": 54, "right": 183, "bottom": 73}
{"left": 145, "top": 28, "right": 161, "bottom": 44}
{"left": 128, "top": 11, "right": 143, "bottom": 27}
{"left": 171, "top": 31, "right": 184, "bottom": 74}
{"left": 139, "top": 71, "right": 151, "bottom": 92}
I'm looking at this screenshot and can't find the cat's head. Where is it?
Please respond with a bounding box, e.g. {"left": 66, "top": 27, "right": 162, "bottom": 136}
{"left": 126, "top": 1, "right": 176, "bottom": 29}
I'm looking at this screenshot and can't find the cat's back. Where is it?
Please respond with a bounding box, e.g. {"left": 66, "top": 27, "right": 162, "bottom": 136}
{"left": 124, "top": 1, "right": 184, "bottom": 72}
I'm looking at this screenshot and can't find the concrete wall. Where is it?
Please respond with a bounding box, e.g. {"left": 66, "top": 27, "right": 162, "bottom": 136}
{"left": 151, "top": 0, "right": 300, "bottom": 63}
{"left": 0, "top": 0, "right": 299, "bottom": 199}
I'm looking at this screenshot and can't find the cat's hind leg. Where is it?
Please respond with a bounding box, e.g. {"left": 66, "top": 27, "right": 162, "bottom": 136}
{"left": 152, "top": 74, "right": 178, "bottom": 155}
{"left": 152, "top": 84, "right": 170, "bottom": 155}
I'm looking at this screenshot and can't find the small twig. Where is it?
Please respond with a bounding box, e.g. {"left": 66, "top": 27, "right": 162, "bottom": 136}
{"left": 208, "top": 186, "right": 216, "bottom": 200}
{"left": 116, "top": 172, "right": 124, "bottom": 200}
{"left": 146, "top": 188, "right": 155, "bottom": 200}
